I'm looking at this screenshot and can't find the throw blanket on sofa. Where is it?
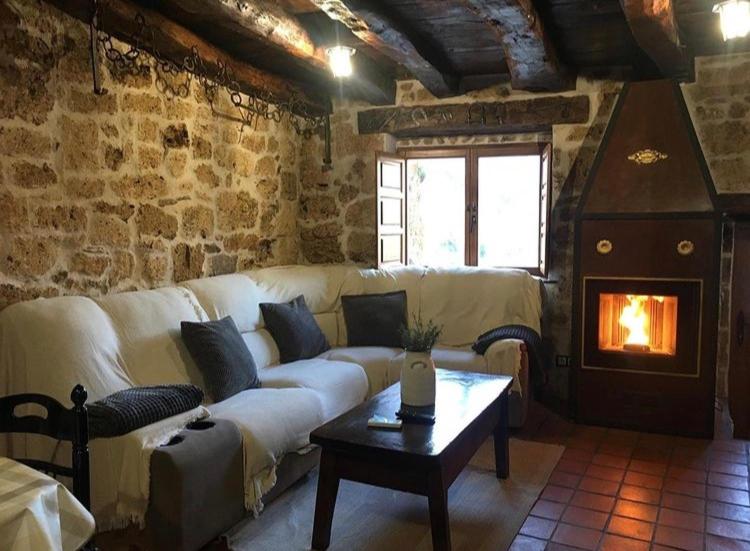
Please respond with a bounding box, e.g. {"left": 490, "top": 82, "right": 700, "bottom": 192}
{"left": 88, "top": 385, "right": 204, "bottom": 438}
{"left": 473, "top": 324, "right": 547, "bottom": 387}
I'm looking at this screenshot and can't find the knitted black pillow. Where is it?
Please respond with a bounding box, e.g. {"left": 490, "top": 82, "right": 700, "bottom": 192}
{"left": 259, "top": 295, "right": 330, "bottom": 363}
{"left": 341, "top": 290, "right": 408, "bottom": 348}
{"left": 181, "top": 316, "right": 260, "bottom": 402}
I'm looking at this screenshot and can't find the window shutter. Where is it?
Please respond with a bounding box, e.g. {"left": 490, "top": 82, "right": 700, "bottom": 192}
{"left": 539, "top": 143, "right": 552, "bottom": 276}
{"left": 376, "top": 153, "right": 406, "bottom": 267}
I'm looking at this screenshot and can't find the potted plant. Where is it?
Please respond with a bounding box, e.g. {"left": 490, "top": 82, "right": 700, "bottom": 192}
{"left": 399, "top": 316, "right": 442, "bottom": 406}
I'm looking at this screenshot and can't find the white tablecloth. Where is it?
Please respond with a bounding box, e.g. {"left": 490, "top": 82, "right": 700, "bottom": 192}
{"left": 0, "top": 457, "right": 95, "bottom": 551}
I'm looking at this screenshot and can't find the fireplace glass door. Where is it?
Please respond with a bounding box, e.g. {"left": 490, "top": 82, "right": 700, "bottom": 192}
{"left": 583, "top": 278, "right": 702, "bottom": 376}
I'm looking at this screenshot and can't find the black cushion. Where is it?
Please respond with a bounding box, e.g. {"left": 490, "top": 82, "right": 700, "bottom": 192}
{"left": 181, "top": 316, "right": 260, "bottom": 402}
{"left": 88, "top": 384, "right": 204, "bottom": 439}
{"left": 341, "top": 290, "right": 407, "bottom": 348}
{"left": 259, "top": 295, "right": 330, "bottom": 363}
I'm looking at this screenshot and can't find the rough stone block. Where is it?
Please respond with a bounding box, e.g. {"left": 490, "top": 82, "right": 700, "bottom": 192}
{"left": 112, "top": 174, "right": 168, "bottom": 200}
{"left": 217, "top": 191, "right": 258, "bottom": 232}
{"left": 182, "top": 206, "right": 214, "bottom": 239}
{"left": 0, "top": 126, "right": 50, "bottom": 158}
{"left": 136, "top": 204, "right": 178, "bottom": 239}
{"left": 5, "top": 237, "right": 57, "bottom": 277}
{"left": 71, "top": 250, "right": 111, "bottom": 277}
{"left": 34, "top": 205, "right": 87, "bottom": 233}
{"left": 172, "top": 243, "right": 205, "bottom": 282}
{"left": 89, "top": 214, "right": 131, "bottom": 248}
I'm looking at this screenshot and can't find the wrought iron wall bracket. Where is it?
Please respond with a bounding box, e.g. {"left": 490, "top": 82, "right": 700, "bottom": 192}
{"left": 89, "top": 0, "right": 107, "bottom": 96}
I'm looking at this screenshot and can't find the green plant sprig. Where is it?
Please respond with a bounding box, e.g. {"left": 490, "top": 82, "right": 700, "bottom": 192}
{"left": 400, "top": 315, "right": 442, "bottom": 352}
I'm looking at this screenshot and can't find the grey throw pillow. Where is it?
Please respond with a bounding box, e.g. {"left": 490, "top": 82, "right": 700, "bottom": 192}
{"left": 259, "top": 295, "right": 330, "bottom": 363}
{"left": 181, "top": 316, "right": 260, "bottom": 402}
{"left": 341, "top": 290, "right": 407, "bottom": 348}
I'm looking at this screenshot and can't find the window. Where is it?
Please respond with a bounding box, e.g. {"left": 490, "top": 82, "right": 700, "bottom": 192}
{"left": 376, "top": 144, "right": 551, "bottom": 274}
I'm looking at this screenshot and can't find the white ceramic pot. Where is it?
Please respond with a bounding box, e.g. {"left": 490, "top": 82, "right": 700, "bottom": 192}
{"left": 400, "top": 350, "right": 436, "bottom": 406}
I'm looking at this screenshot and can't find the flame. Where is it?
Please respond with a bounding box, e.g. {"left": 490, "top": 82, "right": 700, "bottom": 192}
{"left": 619, "top": 295, "right": 650, "bottom": 346}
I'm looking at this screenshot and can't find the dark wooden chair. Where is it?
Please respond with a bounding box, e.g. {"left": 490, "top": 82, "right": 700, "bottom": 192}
{"left": 0, "top": 384, "right": 92, "bottom": 516}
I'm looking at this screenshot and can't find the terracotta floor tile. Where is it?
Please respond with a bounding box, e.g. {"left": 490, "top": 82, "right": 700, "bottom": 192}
{"left": 669, "top": 466, "right": 709, "bottom": 484}
{"left": 711, "top": 461, "right": 750, "bottom": 477}
{"left": 712, "top": 451, "right": 747, "bottom": 465}
{"left": 672, "top": 453, "right": 709, "bottom": 470}
{"left": 600, "top": 533, "right": 650, "bottom": 551}
{"left": 509, "top": 534, "right": 547, "bottom": 551}
{"left": 551, "top": 522, "right": 602, "bottom": 551}
{"left": 562, "top": 448, "right": 594, "bottom": 463}
{"left": 707, "top": 518, "right": 750, "bottom": 542}
{"left": 665, "top": 479, "right": 708, "bottom": 498}
{"left": 624, "top": 470, "right": 664, "bottom": 490}
{"left": 607, "top": 515, "right": 655, "bottom": 541}
{"left": 567, "top": 437, "right": 599, "bottom": 453}
{"left": 545, "top": 542, "right": 582, "bottom": 551}
{"left": 561, "top": 504, "right": 609, "bottom": 530}
{"left": 632, "top": 447, "right": 672, "bottom": 464}
{"left": 520, "top": 515, "right": 557, "bottom": 540}
{"left": 619, "top": 484, "right": 662, "bottom": 505}
{"left": 599, "top": 442, "right": 634, "bottom": 458}
{"left": 707, "top": 501, "right": 750, "bottom": 523}
{"left": 629, "top": 459, "right": 668, "bottom": 477}
{"left": 653, "top": 525, "right": 704, "bottom": 551}
{"left": 708, "top": 487, "right": 750, "bottom": 506}
{"left": 586, "top": 464, "right": 625, "bottom": 483}
{"left": 662, "top": 492, "right": 706, "bottom": 515}
{"left": 658, "top": 507, "right": 706, "bottom": 531}
{"left": 549, "top": 470, "right": 582, "bottom": 489}
{"left": 571, "top": 490, "right": 616, "bottom": 513}
{"left": 555, "top": 458, "right": 589, "bottom": 476}
{"left": 541, "top": 485, "right": 575, "bottom": 504}
{"left": 604, "top": 428, "right": 640, "bottom": 445}
{"left": 614, "top": 499, "right": 659, "bottom": 522}
{"left": 705, "top": 534, "right": 750, "bottom": 550}
{"left": 709, "top": 472, "right": 750, "bottom": 491}
{"left": 593, "top": 453, "right": 630, "bottom": 469}
{"left": 578, "top": 476, "right": 620, "bottom": 496}
{"left": 530, "top": 499, "right": 566, "bottom": 521}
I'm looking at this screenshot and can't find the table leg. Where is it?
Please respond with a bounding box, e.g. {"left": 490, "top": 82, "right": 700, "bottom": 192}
{"left": 311, "top": 450, "right": 340, "bottom": 550}
{"left": 494, "top": 389, "right": 510, "bottom": 479}
{"left": 428, "top": 467, "right": 451, "bottom": 551}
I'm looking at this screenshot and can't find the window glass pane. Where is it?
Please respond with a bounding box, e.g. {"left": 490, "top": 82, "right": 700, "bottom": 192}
{"left": 477, "top": 155, "right": 541, "bottom": 268}
{"left": 406, "top": 157, "right": 465, "bottom": 266}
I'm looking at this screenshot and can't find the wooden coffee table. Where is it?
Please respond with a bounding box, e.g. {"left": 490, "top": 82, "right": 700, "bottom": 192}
{"left": 310, "top": 368, "right": 513, "bottom": 551}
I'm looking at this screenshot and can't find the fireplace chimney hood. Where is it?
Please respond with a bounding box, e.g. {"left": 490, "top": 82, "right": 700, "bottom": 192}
{"left": 581, "top": 79, "right": 717, "bottom": 216}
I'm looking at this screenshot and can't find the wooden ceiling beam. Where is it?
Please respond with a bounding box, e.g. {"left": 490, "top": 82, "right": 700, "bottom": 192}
{"left": 156, "top": 0, "right": 395, "bottom": 104}
{"left": 462, "top": 0, "right": 573, "bottom": 91}
{"left": 43, "top": 0, "right": 330, "bottom": 116}
{"left": 620, "top": 0, "right": 692, "bottom": 80}
{"left": 309, "top": 0, "right": 459, "bottom": 98}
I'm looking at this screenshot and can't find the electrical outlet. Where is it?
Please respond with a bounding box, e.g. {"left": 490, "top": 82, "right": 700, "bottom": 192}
{"left": 556, "top": 355, "right": 572, "bottom": 367}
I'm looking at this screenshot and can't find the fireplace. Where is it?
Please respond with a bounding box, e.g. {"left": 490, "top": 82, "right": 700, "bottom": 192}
{"left": 573, "top": 80, "right": 720, "bottom": 437}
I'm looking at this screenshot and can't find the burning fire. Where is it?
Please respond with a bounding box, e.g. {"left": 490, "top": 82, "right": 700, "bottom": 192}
{"left": 619, "top": 295, "right": 664, "bottom": 349}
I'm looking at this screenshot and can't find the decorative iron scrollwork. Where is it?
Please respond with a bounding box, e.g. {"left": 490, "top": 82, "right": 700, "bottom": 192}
{"left": 627, "top": 149, "right": 669, "bottom": 165}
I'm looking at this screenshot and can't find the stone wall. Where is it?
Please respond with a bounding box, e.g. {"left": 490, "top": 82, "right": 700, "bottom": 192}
{"left": 0, "top": 0, "right": 304, "bottom": 310}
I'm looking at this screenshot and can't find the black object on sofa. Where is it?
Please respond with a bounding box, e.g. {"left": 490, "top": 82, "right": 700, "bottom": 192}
{"left": 147, "top": 419, "right": 244, "bottom": 551}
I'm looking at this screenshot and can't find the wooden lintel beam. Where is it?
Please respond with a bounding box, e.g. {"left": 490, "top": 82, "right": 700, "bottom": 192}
{"left": 620, "top": 0, "right": 692, "bottom": 80}
{"left": 310, "top": 0, "right": 458, "bottom": 98}
{"left": 357, "top": 95, "right": 590, "bottom": 137}
{"left": 43, "top": 0, "right": 330, "bottom": 116}
{"left": 462, "top": 0, "right": 573, "bottom": 92}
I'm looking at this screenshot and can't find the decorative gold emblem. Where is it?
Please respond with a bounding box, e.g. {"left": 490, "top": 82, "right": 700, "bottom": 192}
{"left": 627, "top": 149, "right": 669, "bottom": 165}
{"left": 677, "top": 240, "right": 695, "bottom": 256}
{"left": 596, "top": 239, "right": 613, "bottom": 255}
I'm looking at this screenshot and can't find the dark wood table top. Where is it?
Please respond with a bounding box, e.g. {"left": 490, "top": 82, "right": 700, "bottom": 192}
{"left": 310, "top": 369, "right": 512, "bottom": 459}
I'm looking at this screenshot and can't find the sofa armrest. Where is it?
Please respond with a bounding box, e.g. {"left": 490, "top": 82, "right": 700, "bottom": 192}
{"left": 484, "top": 338, "right": 527, "bottom": 395}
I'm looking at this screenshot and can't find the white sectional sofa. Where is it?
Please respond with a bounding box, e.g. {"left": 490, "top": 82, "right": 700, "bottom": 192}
{"left": 0, "top": 264, "right": 542, "bottom": 535}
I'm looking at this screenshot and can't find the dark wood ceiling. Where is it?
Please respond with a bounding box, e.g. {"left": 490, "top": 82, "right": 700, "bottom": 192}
{"left": 50, "top": 0, "right": 750, "bottom": 112}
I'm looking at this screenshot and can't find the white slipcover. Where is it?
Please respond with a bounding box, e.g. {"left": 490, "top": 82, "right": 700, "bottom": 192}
{"left": 0, "top": 263, "right": 542, "bottom": 531}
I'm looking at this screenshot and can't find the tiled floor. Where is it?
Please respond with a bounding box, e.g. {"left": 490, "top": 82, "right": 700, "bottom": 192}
{"left": 510, "top": 404, "right": 750, "bottom": 550}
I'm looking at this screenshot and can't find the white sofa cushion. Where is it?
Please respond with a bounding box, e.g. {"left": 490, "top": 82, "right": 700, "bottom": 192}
{"left": 241, "top": 329, "right": 280, "bottom": 370}
{"left": 319, "top": 347, "right": 402, "bottom": 396}
{"left": 430, "top": 346, "right": 488, "bottom": 372}
{"left": 94, "top": 288, "right": 208, "bottom": 388}
{"left": 258, "top": 359, "right": 368, "bottom": 421}
{"left": 182, "top": 273, "right": 268, "bottom": 333}
{"left": 207, "top": 387, "right": 325, "bottom": 511}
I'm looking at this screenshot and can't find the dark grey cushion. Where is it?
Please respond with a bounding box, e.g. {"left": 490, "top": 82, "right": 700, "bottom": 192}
{"left": 259, "top": 295, "right": 330, "bottom": 363}
{"left": 181, "top": 316, "right": 260, "bottom": 402}
{"left": 342, "top": 290, "right": 407, "bottom": 348}
{"left": 88, "top": 384, "right": 204, "bottom": 439}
